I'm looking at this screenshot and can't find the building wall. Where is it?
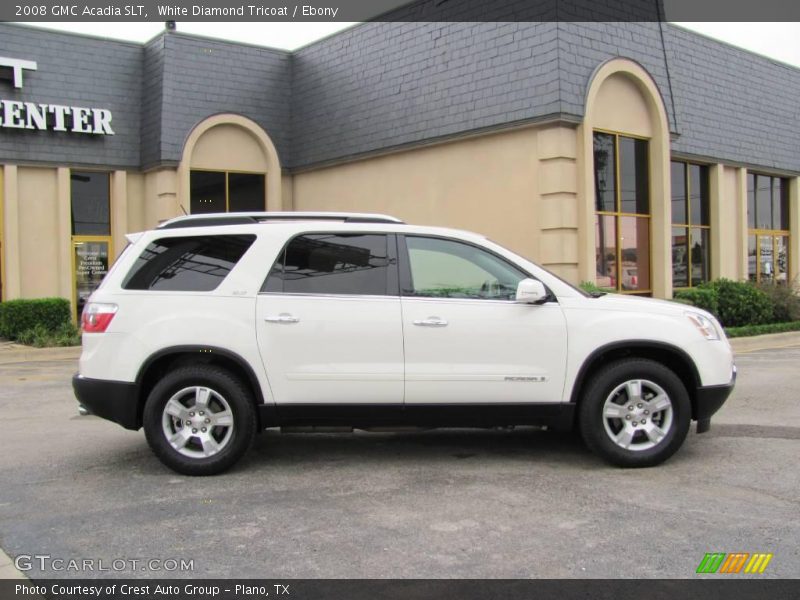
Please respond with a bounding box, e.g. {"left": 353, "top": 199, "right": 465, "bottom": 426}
{"left": 12, "top": 167, "right": 60, "bottom": 298}
{"left": 2, "top": 23, "right": 799, "bottom": 175}
{"left": 292, "top": 123, "right": 581, "bottom": 281}
{"left": 2, "top": 23, "right": 800, "bottom": 309}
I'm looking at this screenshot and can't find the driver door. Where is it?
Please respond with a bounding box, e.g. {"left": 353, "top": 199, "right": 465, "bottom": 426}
{"left": 399, "top": 235, "right": 568, "bottom": 405}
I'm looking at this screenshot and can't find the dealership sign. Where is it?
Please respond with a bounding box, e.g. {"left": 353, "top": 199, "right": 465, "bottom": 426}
{"left": 0, "top": 56, "right": 115, "bottom": 135}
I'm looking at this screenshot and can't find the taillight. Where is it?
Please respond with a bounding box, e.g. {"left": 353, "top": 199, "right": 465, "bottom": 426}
{"left": 81, "top": 303, "right": 118, "bottom": 333}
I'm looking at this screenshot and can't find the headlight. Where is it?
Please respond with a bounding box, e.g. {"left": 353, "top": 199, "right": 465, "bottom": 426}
{"left": 685, "top": 311, "right": 720, "bottom": 341}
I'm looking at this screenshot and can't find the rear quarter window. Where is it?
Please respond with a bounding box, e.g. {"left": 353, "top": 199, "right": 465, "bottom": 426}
{"left": 122, "top": 234, "right": 256, "bottom": 291}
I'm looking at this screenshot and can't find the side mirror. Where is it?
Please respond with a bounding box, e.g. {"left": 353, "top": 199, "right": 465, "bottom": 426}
{"left": 515, "top": 278, "right": 548, "bottom": 304}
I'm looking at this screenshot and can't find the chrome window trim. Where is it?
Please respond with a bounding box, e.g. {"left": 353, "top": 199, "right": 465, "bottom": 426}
{"left": 259, "top": 292, "right": 399, "bottom": 300}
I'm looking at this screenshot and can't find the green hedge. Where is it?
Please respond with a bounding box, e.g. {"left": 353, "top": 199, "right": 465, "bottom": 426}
{"left": 674, "top": 279, "right": 781, "bottom": 328}
{"left": 675, "top": 277, "right": 800, "bottom": 331}
{"left": 672, "top": 287, "right": 719, "bottom": 316}
{"left": 709, "top": 279, "right": 773, "bottom": 327}
{"left": 0, "top": 298, "right": 72, "bottom": 341}
{"left": 725, "top": 320, "right": 800, "bottom": 338}
{"left": 579, "top": 281, "right": 614, "bottom": 294}
{"left": 756, "top": 282, "right": 800, "bottom": 323}
{"left": 15, "top": 322, "right": 81, "bottom": 347}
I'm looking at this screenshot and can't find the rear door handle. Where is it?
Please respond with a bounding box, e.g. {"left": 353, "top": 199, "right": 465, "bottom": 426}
{"left": 264, "top": 314, "right": 300, "bottom": 324}
{"left": 413, "top": 317, "right": 448, "bottom": 327}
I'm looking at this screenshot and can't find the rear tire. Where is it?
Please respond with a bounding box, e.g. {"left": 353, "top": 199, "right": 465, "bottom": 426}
{"left": 578, "top": 359, "right": 691, "bottom": 468}
{"left": 143, "top": 365, "right": 256, "bottom": 475}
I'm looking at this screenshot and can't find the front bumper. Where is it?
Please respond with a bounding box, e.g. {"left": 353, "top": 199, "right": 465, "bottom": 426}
{"left": 693, "top": 365, "right": 736, "bottom": 433}
{"left": 72, "top": 374, "right": 141, "bottom": 430}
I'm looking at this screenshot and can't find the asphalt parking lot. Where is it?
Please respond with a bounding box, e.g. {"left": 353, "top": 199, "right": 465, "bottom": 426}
{"left": 0, "top": 347, "right": 798, "bottom": 579}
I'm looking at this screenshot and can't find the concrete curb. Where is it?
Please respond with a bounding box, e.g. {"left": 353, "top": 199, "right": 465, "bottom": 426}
{"left": 729, "top": 331, "right": 800, "bottom": 354}
{"left": 0, "top": 345, "right": 81, "bottom": 365}
{"left": 0, "top": 547, "right": 27, "bottom": 580}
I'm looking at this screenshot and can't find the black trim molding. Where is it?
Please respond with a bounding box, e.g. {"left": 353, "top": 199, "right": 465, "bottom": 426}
{"left": 261, "top": 403, "right": 575, "bottom": 431}
{"left": 72, "top": 374, "right": 140, "bottom": 430}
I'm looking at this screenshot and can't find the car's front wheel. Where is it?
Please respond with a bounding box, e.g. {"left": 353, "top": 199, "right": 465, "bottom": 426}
{"left": 143, "top": 365, "right": 256, "bottom": 475}
{"left": 578, "top": 359, "right": 691, "bottom": 467}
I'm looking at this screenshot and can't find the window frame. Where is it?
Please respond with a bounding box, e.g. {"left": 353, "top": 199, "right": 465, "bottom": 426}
{"left": 593, "top": 129, "right": 652, "bottom": 295}
{"left": 670, "top": 160, "right": 711, "bottom": 290}
{"left": 190, "top": 168, "right": 266, "bottom": 214}
{"left": 260, "top": 231, "right": 400, "bottom": 297}
{"left": 397, "top": 234, "right": 550, "bottom": 303}
{"left": 747, "top": 173, "right": 791, "bottom": 285}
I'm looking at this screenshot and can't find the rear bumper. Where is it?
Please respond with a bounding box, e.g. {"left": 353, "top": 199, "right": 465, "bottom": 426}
{"left": 72, "top": 374, "right": 140, "bottom": 430}
{"left": 694, "top": 365, "right": 736, "bottom": 432}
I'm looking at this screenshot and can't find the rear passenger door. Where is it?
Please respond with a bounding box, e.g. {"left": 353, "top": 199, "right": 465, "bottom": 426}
{"left": 256, "top": 232, "right": 404, "bottom": 406}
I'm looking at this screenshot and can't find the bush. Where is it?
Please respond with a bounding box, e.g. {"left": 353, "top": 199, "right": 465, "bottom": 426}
{"left": 673, "top": 287, "right": 719, "bottom": 317}
{"left": 674, "top": 279, "right": 779, "bottom": 328}
{"left": 16, "top": 322, "right": 81, "bottom": 348}
{"left": 0, "top": 298, "right": 72, "bottom": 341}
{"left": 725, "top": 320, "right": 800, "bottom": 338}
{"left": 706, "top": 279, "right": 773, "bottom": 328}
{"left": 756, "top": 281, "right": 800, "bottom": 323}
{"left": 579, "top": 281, "right": 613, "bottom": 294}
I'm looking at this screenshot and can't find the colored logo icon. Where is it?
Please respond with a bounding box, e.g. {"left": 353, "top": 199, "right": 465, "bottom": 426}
{"left": 696, "top": 553, "right": 773, "bottom": 574}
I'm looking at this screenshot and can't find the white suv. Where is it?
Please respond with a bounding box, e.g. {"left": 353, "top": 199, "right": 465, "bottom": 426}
{"left": 73, "top": 212, "right": 736, "bottom": 475}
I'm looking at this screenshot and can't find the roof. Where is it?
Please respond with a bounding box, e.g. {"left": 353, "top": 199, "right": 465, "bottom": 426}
{"left": 1, "top": 22, "right": 798, "bottom": 174}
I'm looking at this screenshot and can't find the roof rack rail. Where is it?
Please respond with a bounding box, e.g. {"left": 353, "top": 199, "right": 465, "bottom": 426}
{"left": 157, "top": 212, "right": 405, "bottom": 230}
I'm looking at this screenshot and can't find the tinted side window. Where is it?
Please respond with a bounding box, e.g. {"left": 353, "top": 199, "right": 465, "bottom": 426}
{"left": 123, "top": 235, "right": 255, "bottom": 291}
{"left": 264, "top": 234, "right": 390, "bottom": 295}
{"left": 404, "top": 236, "right": 527, "bottom": 300}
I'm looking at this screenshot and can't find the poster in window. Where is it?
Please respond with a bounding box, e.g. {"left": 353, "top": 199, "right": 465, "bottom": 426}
{"left": 74, "top": 240, "right": 109, "bottom": 318}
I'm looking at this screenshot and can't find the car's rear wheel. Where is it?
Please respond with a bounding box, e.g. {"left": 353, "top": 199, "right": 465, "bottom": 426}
{"left": 143, "top": 365, "right": 256, "bottom": 475}
{"left": 578, "top": 359, "right": 691, "bottom": 467}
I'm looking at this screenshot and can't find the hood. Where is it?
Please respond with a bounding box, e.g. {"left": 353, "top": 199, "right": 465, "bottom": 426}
{"left": 588, "top": 293, "right": 710, "bottom": 318}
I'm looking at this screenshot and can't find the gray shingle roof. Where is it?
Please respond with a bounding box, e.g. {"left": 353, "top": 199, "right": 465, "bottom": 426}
{"left": 291, "top": 22, "right": 561, "bottom": 167}
{"left": 0, "top": 24, "right": 142, "bottom": 168}
{"left": 1, "top": 22, "right": 798, "bottom": 174}
{"left": 665, "top": 24, "right": 800, "bottom": 172}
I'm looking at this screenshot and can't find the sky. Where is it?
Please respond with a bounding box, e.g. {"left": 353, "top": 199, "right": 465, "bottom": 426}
{"left": 17, "top": 21, "right": 800, "bottom": 68}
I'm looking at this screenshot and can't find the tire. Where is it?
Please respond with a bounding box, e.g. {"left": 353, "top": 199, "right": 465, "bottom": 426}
{"left": 578, "top": 358, "right": 691, "bottom": 468}
{"left": 143, "top": 365, "right": 256, "bottom": 475}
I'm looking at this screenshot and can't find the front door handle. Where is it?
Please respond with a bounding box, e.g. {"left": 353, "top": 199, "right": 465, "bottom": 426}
{"left": 264, "top": 314, "right": 300, "bottom": 324}
{"left": 413, "top": 317, "right": 448, "bottom": 327}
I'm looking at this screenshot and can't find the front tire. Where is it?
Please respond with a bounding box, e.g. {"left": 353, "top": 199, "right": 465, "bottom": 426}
{"left": 143, "top": 365, "right": 256, "bottom": 475}
{"left": 578, "top": 359, "right": 691, "bottom": 468}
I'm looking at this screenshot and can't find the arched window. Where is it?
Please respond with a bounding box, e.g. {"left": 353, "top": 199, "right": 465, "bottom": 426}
{"left": 180, "top": 114, "right": 282, "bottom": 214}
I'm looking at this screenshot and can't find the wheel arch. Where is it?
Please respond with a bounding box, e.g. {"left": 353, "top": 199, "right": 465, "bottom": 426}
{"left": 135, "top": 346, "right": 267, "bottom": 429}
{"left": 569, "top": 340, "right": 701, "bottom": 420}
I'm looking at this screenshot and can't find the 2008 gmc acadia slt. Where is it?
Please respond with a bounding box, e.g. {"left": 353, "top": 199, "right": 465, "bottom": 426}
{"left": 73, "top": 212, "right": 735, "bottom": 475}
